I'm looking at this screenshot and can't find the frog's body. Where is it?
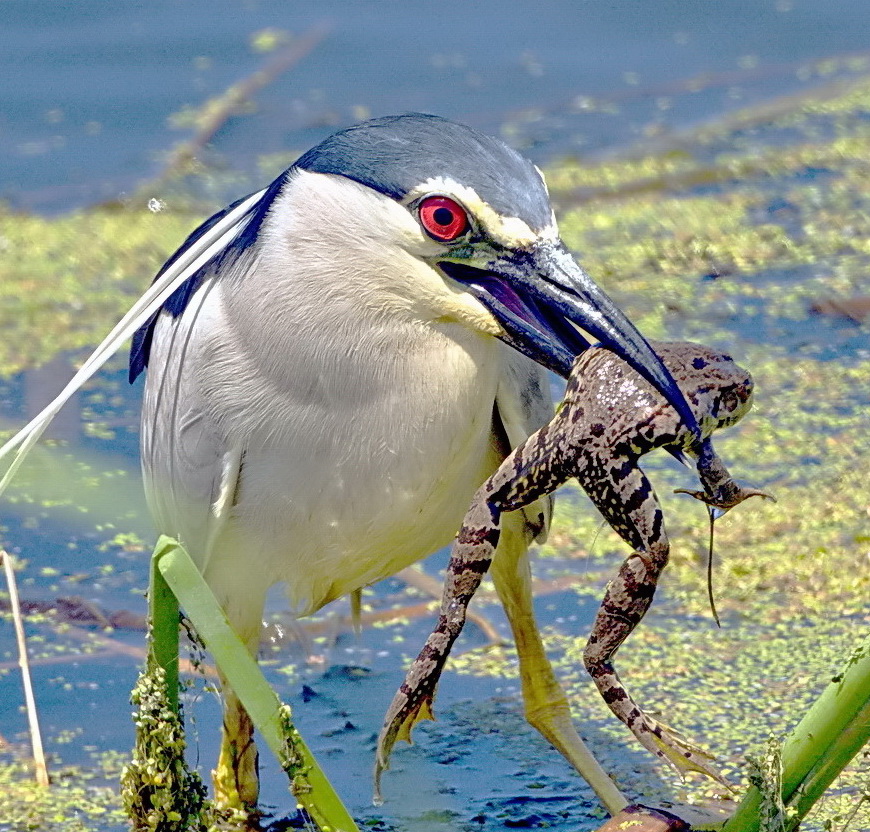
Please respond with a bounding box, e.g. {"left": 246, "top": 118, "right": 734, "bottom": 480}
{"left": 376, "top": 340, "right": 768, "bottom": 793}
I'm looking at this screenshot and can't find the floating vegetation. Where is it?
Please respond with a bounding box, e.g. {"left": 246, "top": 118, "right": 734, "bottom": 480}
{"left": 0, "top": 753, "right": 127, "bottom": 831}
{"left": 120, "top": 661, "right": 210, "bottom": 832}
{"left": 2, "top": 62, "right": 870, "bottom": 832}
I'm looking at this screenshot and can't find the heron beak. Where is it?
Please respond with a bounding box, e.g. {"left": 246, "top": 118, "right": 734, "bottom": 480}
{"left": 439, "top": 241, "right": 701, "bottom": 440}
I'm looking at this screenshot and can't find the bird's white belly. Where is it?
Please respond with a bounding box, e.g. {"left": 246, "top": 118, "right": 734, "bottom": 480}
{"left": 201, "top": 329, "right": 503, "bottom": 617}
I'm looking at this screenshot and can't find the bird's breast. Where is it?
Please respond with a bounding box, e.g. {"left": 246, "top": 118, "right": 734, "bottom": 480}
{"left": 204, "top": 314, "right": 506, "bottom": 613}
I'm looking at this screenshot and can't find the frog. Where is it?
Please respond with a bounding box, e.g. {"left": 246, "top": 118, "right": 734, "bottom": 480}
{"left": 375, "top": 340, "right": 772, "bottom": 796}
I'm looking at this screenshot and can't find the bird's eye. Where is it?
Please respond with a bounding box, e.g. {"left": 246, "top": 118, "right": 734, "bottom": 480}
{"left": 418, "top": 196, "right": 469, "bottom": 242}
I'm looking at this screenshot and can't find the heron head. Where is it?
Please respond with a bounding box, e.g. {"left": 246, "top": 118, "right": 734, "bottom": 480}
{"left": 292, "top": 114, "right": 700, "bottom": 438}
{"left": 131, "top": 114, "right": 699, "bottom": 439}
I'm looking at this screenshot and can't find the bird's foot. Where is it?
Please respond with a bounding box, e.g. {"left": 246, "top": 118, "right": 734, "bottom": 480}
{"left": 212, "top": 764, "right": 262, "bottom": 829}
{"left": 631, "top": 711, "right": 732, "bottom": 788}
{"left": 210, "top": 805, "right": 263, "bottom": 832}
{"left": 212, "top": 698, "right": 261, "bottom": 826}
{"left": 373, "top": 690, "right": 435, "bottom": 803}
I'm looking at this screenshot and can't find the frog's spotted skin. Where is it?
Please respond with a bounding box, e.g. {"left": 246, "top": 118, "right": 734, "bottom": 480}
{"left": 375, "top": 341, "right": 769, "bottom": 793}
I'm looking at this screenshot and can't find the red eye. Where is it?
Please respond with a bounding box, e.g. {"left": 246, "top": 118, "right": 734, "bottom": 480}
{"left": 418, "top": 196, "right": 469, "bottom": 242}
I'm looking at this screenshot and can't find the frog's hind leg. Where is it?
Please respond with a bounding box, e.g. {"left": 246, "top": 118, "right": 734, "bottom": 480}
{"left": 582, "top": 545, "right": 726, "bottom": 782}
{"left": 377, "top": 421, "right": 627, "bottom": 814}
{"left": 486, "top": 428, "right": 627, "bottom": 812}
{"left": 578, "top": 462, "right": 727, "bottom": 785}
{"left": 374, "top": 489, "right": 501, "bottom": 798}
{"left": 375, "top": 427, "right": 569, "bottom": 797}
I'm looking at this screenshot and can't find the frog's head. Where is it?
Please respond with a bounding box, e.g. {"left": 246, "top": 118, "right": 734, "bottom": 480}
{"left": 674, "top": 344, "right": 755, "bottom": 439}
{"left": 652, "top": 342, "right": 772, "bottom": 515}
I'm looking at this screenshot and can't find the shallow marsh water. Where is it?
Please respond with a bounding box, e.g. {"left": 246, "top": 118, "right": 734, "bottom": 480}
{"left": 5, "top": 0, "right": 870, "bottom": 213}
{"left": 2, "top": 4, "right": 870, "bottom": 831}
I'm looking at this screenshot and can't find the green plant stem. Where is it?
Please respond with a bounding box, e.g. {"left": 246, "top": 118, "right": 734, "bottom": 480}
{"left": 723, "top": 633, "right": 870, "bottom": 832}
{"left": 152, "top": 535, "right": 359, "bottom": 832}
{"left": 784, "top": 696, "right": 870, "bottom": 829}
{"left": 149, "top": 541, "right": 179, "bottom": 714}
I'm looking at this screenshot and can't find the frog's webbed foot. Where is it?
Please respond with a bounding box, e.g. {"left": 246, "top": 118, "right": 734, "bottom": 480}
{"left": 586, "top": 659, "right": 731, "bottom": 788}
{"left": 374, "top": 677, "right": 437, "bottom": 803}
{"left": 677, "top": 443, "right": 774, "bottom": 514}
{"left": 374, "top": 598, "right": 472, "bottom": 803}
{"left": 627, "top": 707, "right": 730, "bottom": 787}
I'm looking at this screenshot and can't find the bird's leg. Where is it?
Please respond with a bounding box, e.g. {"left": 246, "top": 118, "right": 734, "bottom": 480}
{"left": 210, "top": 603, "right": 263, "bottom": 828}
{"left": 577, "top": 461, "right": 727, "bottom": 785}
{"left": 213, "top": 678, "right": 260, "bottom": 823}
{"left": 490, "top": 515, "right": 628, "bottom": 815}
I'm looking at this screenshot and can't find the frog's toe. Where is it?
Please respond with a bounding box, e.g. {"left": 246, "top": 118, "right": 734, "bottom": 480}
{"left": 675, "top": 484, "right": 774, "bottom": 513}
{"left": 373, "top": 694, "right": 435, "bottom": 801}
{"left": 638, "top": 716, "right": 732, "bottom": 788}
{"left": 394, "top": 696, "right": 435, "bottom": 747}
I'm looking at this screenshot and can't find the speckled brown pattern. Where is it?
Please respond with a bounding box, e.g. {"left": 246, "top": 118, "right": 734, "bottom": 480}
{"left": 376, "top": 340, "right": 770, "bottom": 791}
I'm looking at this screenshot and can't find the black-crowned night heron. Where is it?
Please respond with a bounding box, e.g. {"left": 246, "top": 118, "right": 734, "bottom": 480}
{"left": 128, "top": 114, "right": 700, "bottom": 819}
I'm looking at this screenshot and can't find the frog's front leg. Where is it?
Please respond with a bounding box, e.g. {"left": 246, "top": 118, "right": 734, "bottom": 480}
{"left": 678, "top": 442, "right": 774, "bottom": 514}
{"left": 577, "top": 461, "right": 728, "bottom": 785}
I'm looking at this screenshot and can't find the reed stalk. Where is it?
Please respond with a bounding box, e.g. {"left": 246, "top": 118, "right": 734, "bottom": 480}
{"left": 1, "top": 547, "right": 49, "bottom": 786}
{"left": 151, "top": 535, "right": 360, "bottom": 832}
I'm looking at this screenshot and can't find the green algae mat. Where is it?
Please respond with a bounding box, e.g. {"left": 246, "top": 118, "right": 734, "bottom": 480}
{"left": 2, "top": 75, "right": 869, "bottom": 830}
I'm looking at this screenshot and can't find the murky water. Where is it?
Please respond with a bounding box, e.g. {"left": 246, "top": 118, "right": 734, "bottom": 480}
{"left": 4, "top": 0, "right": 870, "bottom": 212}
{"left": 2, "top": 4, "right": 870, "bottom": 830}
